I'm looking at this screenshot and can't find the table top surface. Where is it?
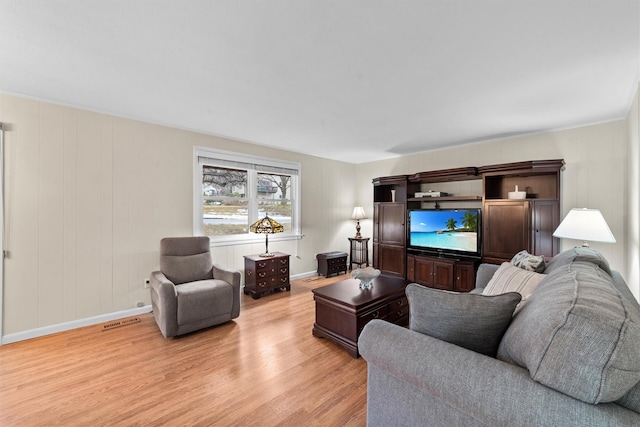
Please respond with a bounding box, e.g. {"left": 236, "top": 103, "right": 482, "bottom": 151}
{"left": 312, "top": 275, "right": 409, "bottom": 308}
{"left": 243, "top": 252, "right": 289, "bottom": 261}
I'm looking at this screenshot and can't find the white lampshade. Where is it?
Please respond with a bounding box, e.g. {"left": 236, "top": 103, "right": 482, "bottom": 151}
{"left": 351, "top": 206, "right": 367, "bottom": 220}
{"left": 553, "top": 208, "right": 616, "bottom": 247}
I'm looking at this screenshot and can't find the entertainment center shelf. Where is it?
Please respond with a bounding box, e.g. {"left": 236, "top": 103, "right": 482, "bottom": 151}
{"left": 372, "top": 159, "right": 565, "bottom": 290}
{"left": 407, "top": 196, "right": 482, "bottom": 202}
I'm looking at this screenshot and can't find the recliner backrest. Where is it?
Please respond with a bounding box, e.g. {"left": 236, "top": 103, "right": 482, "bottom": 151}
{"left": 160, "top": 237, "right": 213, "bottom": 285}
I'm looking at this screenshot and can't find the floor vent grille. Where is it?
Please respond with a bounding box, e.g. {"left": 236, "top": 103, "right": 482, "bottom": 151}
{"left": 101, "top": 316, "right": 141, "bottom": 331}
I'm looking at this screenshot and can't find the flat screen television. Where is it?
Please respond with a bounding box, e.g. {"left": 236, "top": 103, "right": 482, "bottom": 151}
{"left": 407, "top": 208, "right": 482, "bottom": 258}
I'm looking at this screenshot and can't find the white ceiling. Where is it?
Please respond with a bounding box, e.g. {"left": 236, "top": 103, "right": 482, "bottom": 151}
{"left": 1, "top": 1, "right": 638, "bottom": 164}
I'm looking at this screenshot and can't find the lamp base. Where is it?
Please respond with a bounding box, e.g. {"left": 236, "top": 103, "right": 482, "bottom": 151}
{"left": 260, "top": 252, "right": 275, "bottom": 257}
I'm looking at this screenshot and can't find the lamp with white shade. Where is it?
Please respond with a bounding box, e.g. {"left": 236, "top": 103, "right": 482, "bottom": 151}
{"left": 552, "top": 208, "right": 616, "bottom": 247}
{"left": 351, "top": 206, "right": 367, "bottom": 239}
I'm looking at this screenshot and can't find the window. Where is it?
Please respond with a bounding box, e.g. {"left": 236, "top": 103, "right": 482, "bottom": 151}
{"left": 194, "top": 147, "right": 301, "bottom": 245}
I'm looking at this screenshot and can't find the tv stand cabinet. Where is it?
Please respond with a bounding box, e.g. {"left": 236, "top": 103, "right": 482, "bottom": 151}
{"left": 407, "top": 254, "right": 476, "bottom": 292}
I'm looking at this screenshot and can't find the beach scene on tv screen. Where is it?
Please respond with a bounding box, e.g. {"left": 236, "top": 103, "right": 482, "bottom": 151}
{"left": 410, "top": 210, "right": 478, "bottom": 252}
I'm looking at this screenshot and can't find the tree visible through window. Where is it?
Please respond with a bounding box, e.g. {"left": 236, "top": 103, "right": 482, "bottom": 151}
{"left": 195, "top": 147, "right": 300, "bottom": 242}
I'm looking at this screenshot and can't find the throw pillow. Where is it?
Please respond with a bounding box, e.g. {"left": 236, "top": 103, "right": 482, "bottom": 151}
{"left": 483, "top": 262, "right": 545, "bottom": 312}
{"left": 406, "top": 283, "right": 521, "bottom": 357}
{"left": 510, "top": 250, "right": 545, "bottom": 272}
{"left": 497, "top": 261, "right": 640, "bottom": 404}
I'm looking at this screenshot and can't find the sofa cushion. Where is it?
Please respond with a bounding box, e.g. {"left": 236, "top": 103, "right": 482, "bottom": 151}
{"left": 511, "top": 250, "right": 545, "bottom": 272}
{"left": 406, "top": 283, "right": 521, "bottom": 357}
{"left": 617, "top": 381, "right": 640, "bottom": 413}
{"left": 482, "top": 262, "right": 545, "bottom": 312}
{"left": 497, "top": 261, "right": 640, "bottom": 403}
{"left": 543, "top": 246, "right": 611, "bottom": 276}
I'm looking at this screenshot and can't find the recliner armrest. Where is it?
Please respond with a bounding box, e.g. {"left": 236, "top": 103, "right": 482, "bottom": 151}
{"left": 212, "top": 264, "right": 241, "bottom": 288}
{"left": 149, "top": 271, "right": 178, "bottom": 337}
{"left": 212, "top": 264, "right": 242, "bottom": 319}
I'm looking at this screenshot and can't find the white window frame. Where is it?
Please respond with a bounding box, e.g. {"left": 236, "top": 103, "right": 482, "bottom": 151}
{"left": 193, "top": 146, "right": 302, "bottom": 246}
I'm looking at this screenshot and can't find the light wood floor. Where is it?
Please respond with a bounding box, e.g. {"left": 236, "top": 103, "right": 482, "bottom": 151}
{"left": 0, "top": 273, "right": 368, "bottom": 427}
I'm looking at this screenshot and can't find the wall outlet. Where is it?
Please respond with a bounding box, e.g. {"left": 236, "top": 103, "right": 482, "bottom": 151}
{"left": 144, "top": 278, "right": 150, "bottom": 289}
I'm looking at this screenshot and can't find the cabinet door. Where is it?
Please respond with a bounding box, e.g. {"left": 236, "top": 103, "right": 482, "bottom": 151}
{"left": 532, "top": 200, "right": 560, "bottom": 259}
{"left": 373, "top": 203, "right": 380, "bottom": 243}
{"left": 454, "top": 262, "right": 475, "bottom": 292}
{"left": 378, "top": 203, "right": 406, "bottom": 246}
{"left": 377, "top": 245, "right": 406, "bottom": 277}
{"left": 413, "top": 256, "right": 435, "bottom": 286}
{"left": 406, "top": 254, "right": 415, "bottom": 281}
{"left": 432, "top": 259, "right": 454, "bottom": 290}
{"left": 483, "top": 200, "right": 530, "bottom": 263}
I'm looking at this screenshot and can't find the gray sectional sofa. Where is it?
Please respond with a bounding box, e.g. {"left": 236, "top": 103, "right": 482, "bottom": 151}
{"left": 359, "top": 248, "right": 640, "bottom": 426}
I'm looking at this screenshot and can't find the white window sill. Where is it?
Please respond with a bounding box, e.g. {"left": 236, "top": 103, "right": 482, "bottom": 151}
{"left": 208, "top": 233, "right": 303, "bottom": 247}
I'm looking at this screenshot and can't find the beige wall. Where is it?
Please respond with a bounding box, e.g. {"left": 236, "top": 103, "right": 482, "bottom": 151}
{"left": 355, "top": 120, "right": 629, "bottom": 281}
{"left": 0, "top": 94, "right": 356, "bottom": 336}
{"left": 0, "top": 91, "right": 637, "bottom": 339}
{"left": 627, "top": 85, "right": 640, "bottom": 300}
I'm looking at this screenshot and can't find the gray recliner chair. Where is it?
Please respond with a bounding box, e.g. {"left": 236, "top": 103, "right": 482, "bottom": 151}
{"left": 150, "top": 236, "right": 241, "bottom": 338}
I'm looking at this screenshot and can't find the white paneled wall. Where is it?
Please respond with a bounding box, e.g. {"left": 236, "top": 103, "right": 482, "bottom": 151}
{"left": 0, "top": 94, "right": 355, "bottom": 337}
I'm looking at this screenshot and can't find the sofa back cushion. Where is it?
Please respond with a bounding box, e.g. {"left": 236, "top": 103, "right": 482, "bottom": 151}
{"left": 543, "top": 246, "right": 611, "bottom": 276}
{"left": 497, "top": 261, "right": 640, "bottom": 404}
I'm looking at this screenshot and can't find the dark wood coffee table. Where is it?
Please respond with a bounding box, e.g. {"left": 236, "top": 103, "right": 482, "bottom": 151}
{"left": 312, "top": 275, "right": 410, "bottom": 358}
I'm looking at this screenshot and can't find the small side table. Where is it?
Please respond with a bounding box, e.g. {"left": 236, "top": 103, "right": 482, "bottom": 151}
{"left": 348, "top": 237, "right": 370, "bottom": 270}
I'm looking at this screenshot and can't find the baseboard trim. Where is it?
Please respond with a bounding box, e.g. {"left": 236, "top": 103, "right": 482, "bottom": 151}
{"left": 2, "top": 272, "right": 320, "bottom": 345}
{"left": 1, "top": 305, "right": 152, "bottom": 345}
{"left": 291, "top": 270, "right": 319, "bottom": 280}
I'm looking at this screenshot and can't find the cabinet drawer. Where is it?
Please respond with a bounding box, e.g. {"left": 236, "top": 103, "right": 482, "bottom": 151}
{"left": 278, "top": 257, "right": 289, "bottom": 268}
{"left": 278, "top": 266, "right": 289, "bottom": 276}
{"left": 328, "top": 264, "right": 345, "bottom": 273}
{"left": 328, "top": 256, "right": 347, "bottom": 265}
{"left": 357, "top": 305, "right": 388, "bottom": 332}
{"left": 256, "top": 280, "right": 269, "bottom": 291}
{"left": 254, "top": 260, "right": 269, "bottom": 271}
{"left": 387, "top": 298, "right": 409, "bottom": 322}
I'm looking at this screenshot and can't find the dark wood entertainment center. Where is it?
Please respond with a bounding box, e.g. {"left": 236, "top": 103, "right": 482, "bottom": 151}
{"left": 373, "top": 160, "right": 565, "bottom": 291}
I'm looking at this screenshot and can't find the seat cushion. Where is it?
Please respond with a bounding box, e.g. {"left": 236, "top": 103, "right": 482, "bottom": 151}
{"left": 406, "top": 284, "right": 521, "bottom": 357}
{"left": 497, "top": 261, "right": 640, "bottom": 403}
{"left": 176, "top": 279, "right": 233, "bottom": 325}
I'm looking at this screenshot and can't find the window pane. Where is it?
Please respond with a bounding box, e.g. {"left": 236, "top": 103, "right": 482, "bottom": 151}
{"left": 202, "top": 166, "right": 249, "bottom": 236}
{"left": 257, "top": 173, "right": 292, "bottom": 232}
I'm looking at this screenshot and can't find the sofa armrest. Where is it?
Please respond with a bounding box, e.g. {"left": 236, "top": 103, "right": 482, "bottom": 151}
{"left": 213, "top": 264, "right": 242, "bottom": 319}
{"left": 359, "top": 320, "right": 638, "bottom": 426}
{"left": 475, "top": 263, "right": 500, "bottom": 289}
{"left": 149, "top": 271, "right": 178, "bottom": 337}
